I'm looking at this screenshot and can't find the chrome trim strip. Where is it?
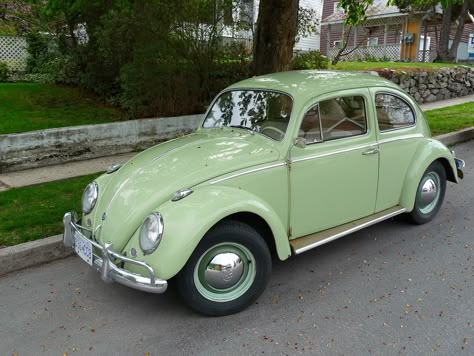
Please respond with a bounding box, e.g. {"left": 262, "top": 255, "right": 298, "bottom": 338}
{"left": 293, "top": 208, "right": 406, "bottom": 255}
{"left": 210, "top": 162, "right": 286, "bottom": 184}
{"left": 63, "top": 212, "right": 167, "bottom": 294}
{"left": 291, "top": 142, "right": 375, "bottom": 163}
{"left": 374, "top": 90, "right": 417, "bottom": 132}
{"left": 378, "top": 133, "right": 423, "bottom": 145}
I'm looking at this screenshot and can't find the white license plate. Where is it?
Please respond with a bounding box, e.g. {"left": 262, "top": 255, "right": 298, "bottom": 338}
{"left": 74, "top": 232, "right": 93, "bottom": 266}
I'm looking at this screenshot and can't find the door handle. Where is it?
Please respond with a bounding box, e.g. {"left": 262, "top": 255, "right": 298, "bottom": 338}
{"left": 362, "top": 148, "right": 379, "bottom": 155}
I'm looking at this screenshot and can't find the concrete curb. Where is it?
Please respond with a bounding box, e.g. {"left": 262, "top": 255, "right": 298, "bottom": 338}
{"left": 0, "top": 235, "right": 74, "bottom": 276}
{"left": 435, "top": 127, "right": 474, "bottom": 147}
{"left": 0, "top": 128, "right": 472, "bottom": 277}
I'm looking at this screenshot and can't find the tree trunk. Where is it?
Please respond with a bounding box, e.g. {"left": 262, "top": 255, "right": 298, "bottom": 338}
{"left": 436, "top": 2, "right": 452, "bottom": 62}
{"left": 448, "top": 0, "right": 469, "bottom": 61}
{"left": 254, "top": 0, "right": 299, "bottom": 75}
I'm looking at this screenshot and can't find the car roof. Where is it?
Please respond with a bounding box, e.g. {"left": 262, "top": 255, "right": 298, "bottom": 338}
{"left": 228, "top": 70, "right": 400, "bottom": 102}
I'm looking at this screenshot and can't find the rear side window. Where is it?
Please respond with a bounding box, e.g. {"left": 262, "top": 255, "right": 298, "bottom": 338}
{"left": 298, "top": 96, "right": 367, "bottom": 144}
{"left": 375, "top": 93, "right": 415, "bottom": 132}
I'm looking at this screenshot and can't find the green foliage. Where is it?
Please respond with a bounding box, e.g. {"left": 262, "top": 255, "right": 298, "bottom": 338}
{"left": 0, "top": 62, "right": 10, "bottom": 82}
{"left": 354, "top": 54, "right": 393, "bottom": 62}
{"left": 297, "top": 7, "right": 319, "bottom": 42}
{"left": 25, "top": 32, "right": 51, "bottom": 72}
{"left": 338, "top": 0, "right": 373, "bottom": 26}
{"left": 293, "top": 50, "right": 329, "bottom": 70}
{"left": 17, "top": 0, "right": 261, "bottom": 117}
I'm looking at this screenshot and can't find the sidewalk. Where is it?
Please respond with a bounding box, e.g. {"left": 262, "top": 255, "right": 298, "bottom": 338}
{"left": 0, "top": 94, "right": 473, "bottom": 192}
{"left": 420, "top": 93, "right": 474, "bottom": 111}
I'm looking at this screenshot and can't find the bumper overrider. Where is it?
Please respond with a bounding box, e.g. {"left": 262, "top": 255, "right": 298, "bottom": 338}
{"left": 63, "top": 212, "right": 167, "bottom": 294}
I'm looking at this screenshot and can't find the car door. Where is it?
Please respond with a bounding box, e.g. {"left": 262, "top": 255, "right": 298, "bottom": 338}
{"left": 370, "top": 88, "right": 423, "bottom": 213}
{"left": 289, "top": 89, "right": 379, "bottom": 239}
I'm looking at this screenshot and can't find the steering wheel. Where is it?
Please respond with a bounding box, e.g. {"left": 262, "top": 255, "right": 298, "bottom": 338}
{"left": 261, "top": 126, "right": 285, "bottom": 140}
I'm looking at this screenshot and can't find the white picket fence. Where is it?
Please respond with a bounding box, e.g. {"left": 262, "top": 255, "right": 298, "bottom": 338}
{"left": 0, "top": 36, "right": 28, "bottom": 71}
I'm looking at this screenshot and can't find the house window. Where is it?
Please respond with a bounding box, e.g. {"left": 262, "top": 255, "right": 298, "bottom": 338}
{"left": 333, "top": 40, "right": 342, "bottom": 48}
{"left": 334, "top": 2, "right": 340, "bottom": 13}
{"left": 367, "top": 37, "right": 378, "bottom": 46}
{"left": 419, "top": 35, "right": 431, "bottom": 50}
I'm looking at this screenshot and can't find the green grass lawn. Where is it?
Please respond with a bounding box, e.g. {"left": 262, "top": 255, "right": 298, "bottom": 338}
{"left": 329, "top": 61, "right": 461, "bottom": 71}
{"left": 0, "top": 83, "right": 128, "bottom": 135}
{"left": 0, "top": 173, "right": 100, "bottom": 247}
{"left": 425, "top": 102, "right": 474, "bottom": 135}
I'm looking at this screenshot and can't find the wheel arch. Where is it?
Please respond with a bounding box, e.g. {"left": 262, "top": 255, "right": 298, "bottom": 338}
{"left": 127, "top": 185, "right": 291, "bottom": 280}
{"left": 399, "top": 139, "right": 457, "bottom": 211}
{"left": 218, "top": 212, "right": 277, "bottom": 259}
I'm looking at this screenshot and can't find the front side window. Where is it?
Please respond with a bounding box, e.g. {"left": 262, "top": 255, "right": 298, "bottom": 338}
{"left": 299, "top": 96, "right": 367, "bottom": 144}
{"left": 203, "top": 90, "right": 293, "bottom": 141}
{"left": 375, "top": 93, "right": 415, "bottom": 132}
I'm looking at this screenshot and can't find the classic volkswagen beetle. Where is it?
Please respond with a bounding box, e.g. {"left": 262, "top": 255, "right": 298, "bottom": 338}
{"left": 64, "top": 71, "right": 464, "bottom": 316}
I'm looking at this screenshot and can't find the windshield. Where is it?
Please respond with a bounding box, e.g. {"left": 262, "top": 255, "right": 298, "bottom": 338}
{"left": 202, "top": 90, "right": 293, "bottom": 141}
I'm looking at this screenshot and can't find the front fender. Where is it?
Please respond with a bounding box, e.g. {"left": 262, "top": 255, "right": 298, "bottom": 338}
{"left": 400, "top": 138, "right": 457, "bottom": 211}
{"left": 122, "top": 185, "right": 291, "bottom": 280}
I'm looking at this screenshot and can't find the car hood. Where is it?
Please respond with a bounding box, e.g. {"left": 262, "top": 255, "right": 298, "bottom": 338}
{"left": 92, "top": 129, "right": 281, "bottom": 250}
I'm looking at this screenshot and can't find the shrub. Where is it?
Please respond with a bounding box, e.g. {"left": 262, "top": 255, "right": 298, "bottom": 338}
{"left": 293, "top": 50, "right": 329, "bottom": 70}
{"left": 0, "top": 61, "right": 10, "bottom": 81}
{"left": 119, "top": 57, "right": 252, "bottom": 118}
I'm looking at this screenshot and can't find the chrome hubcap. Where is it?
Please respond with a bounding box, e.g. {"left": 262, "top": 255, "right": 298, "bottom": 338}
{"left": 205, "top": 253, "right": 244, "bottom": 289}
{"left": 420, "top": 178, "right": 437, "bottom": 207}
{"left": 418, "top": 172, "right": 441, "bottom": 214}
{"left": 194, "top": 242, "right": 256, "bottom": 302}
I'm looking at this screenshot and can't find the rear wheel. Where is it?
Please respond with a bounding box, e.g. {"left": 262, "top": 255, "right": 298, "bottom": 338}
{"left": 176, "top": 220, "right": 272, "bottom": 316}
{"left": 409, "top": 161, "right": 446, "bottom": 224}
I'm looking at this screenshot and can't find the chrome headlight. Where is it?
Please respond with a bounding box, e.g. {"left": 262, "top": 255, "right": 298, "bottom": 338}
{"left": 139, "top": 212, "right": 164, "bottom": 255}
{"left": 82, "top": 182, "right": 98, "bottom": 215}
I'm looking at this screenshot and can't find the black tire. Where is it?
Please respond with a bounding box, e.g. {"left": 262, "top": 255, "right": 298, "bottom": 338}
{"left": 176, "top": 220, "right": 272, "bottom": 316}
{"left": 409, "top": 161, "right": 446, "bottom": 225}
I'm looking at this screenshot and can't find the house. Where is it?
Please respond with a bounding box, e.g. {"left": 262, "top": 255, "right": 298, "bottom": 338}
{"left": 320, "top": 0, "right": 474, "bottom": 62}
{"left": 221, "top": 0, "right": 324, "bottom": 52}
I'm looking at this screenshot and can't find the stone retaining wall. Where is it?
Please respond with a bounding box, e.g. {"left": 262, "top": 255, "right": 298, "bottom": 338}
{"left": 0, "top": 114, "right": 202, "bottom": 173}
{"left": 381, "top": 66, "right": 474, "bottom": 104}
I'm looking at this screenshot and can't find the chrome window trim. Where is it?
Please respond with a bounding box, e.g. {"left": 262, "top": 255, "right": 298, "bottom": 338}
{"left": 378, "top": 133, "right": 424, "bottom": 145}
{"left": 291, "top": 142, "right": 375, "bottom": 164}
{"left": 210, "top": 162, "right": 286, "bottom": 185}
{"left": 201, "top": 88, "right": 295, "bottom": 142}
{"left": 374, "top": 91, "right": 417, "bottom": 133}
{"left": 301, "top": 95, "right": 369, "bottom": 146}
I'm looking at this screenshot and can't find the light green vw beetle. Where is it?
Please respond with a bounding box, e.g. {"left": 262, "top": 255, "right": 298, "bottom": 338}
{"left": 64, "top": 71, "right": 464, "bottom": 316}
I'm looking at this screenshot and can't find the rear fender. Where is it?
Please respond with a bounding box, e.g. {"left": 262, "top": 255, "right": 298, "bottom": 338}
{"left": 400, "top": 139, "right": 457, "bottom": 211}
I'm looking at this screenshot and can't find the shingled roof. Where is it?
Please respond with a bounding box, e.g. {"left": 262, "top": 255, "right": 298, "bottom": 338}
{"left": 322, "top": 0, "right": 406, "bottom": 25}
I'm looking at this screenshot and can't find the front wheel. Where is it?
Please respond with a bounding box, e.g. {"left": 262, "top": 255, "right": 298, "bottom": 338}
{"left": 409, "top": 161, "right": 446, "bottom": 224}
{"left": 176, "top": 220, "right": 272, "bottom": 316}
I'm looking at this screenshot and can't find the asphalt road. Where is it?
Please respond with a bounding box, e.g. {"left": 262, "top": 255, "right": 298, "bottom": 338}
{"left": 1, "top": 140, "right": 473, "bottom": 356}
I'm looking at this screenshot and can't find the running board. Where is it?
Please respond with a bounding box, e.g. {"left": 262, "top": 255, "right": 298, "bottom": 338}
{"left": 290, "top": 206, "right": 406, "bottom": 255}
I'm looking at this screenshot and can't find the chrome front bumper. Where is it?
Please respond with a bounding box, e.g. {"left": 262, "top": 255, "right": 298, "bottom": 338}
{"left": 63, "top": 212, "right": 167, "bottom": 294}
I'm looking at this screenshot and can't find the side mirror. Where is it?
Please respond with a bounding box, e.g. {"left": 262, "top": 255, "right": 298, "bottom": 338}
{"left": 293, "top": 137, "right": 306, "bottom": 149}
